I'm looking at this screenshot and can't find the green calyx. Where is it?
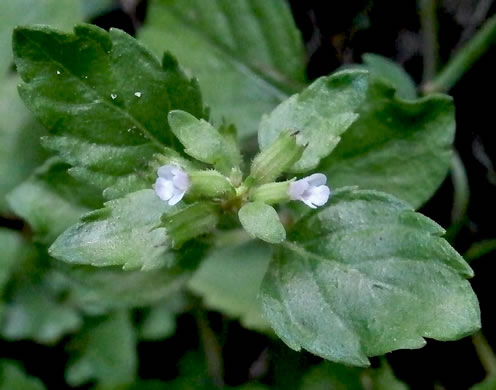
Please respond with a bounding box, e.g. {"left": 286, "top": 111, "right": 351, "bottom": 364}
{"left": 188, "top": 170, "right": 235, "bottom": 199}
{"left": 161, "top": 202, "right": 219, "bottom": 248}
{"left": 249, "top": 131, "right": 305, "bottom": 185}
{"left": 250, "top": 181, "right": 292, "bottom": 205}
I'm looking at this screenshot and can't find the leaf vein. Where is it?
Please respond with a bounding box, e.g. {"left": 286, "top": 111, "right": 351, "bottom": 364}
{"left": 19, "top": 29, "right": 165, "bottom": 150}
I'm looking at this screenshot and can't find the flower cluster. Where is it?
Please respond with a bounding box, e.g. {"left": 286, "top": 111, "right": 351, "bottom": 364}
{"left": 154, "top": 165, "right": 330, "bottom": 209}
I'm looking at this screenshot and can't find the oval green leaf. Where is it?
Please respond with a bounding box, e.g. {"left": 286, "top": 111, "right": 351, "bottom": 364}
{"left": 260, "top": 187, "right": 480, "bottom": 366}
{"left": 239, "top": 202, "right": 286, "bottom": 244}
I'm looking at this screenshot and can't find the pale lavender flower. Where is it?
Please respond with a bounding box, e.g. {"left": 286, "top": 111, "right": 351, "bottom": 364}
{"left": 288, "top": 173, "right": 330, "bottom": 209}
{"left": 154, "top": 164, "right": 190, "bottom": 206}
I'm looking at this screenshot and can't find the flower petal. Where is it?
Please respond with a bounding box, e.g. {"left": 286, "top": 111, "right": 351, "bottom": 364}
{"left": 288, "top": 180, "right": 309, "bottom": 200}
{"left": 305, "top": 173, "right": 327, "bottom": 187}
{"left": 157, "top": 165, "right": 175, "bottom": 179}
{"left": 302, "top": 197, "right": 317, "bottom": 209}
{"left": 308, "top": 185, "right": 331, "bottom": 207}
{"left": 173, "top": 170, "right": 191, "bottom": 191}
{"left": 154, "top": 177, "right": 174, "bottom": 201}
{"left": 168, "top": 190, "right": 186, "bottom": 206}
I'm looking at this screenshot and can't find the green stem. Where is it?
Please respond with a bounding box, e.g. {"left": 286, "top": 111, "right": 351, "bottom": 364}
{"left": 444, "top": 152, "right": 470, "bottom": 242}
{"left": 196, "top": 308, "right": 224, "bottom": 387}
{"left": 451, "top": 152, "right": 470, "bottom": 222}
{"left": 420, "top": 0, "right": 439, "bottom": 82}
{"left": 423, "top": 13, "right": 496, "bottom": 93}
{"left": 465, "top": 239, "right": 496, "bottom": 263}
{"left": 473, "top": 331, "right": 496, "bottom": 377}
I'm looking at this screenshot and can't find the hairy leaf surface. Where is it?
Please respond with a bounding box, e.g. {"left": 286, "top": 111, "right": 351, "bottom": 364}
{"left": 13, "top": 24, "right": 204, "bottom": 199}
{"left": 49, "top": 189, "right": 177, "bottom": 270}
{"left": 239, "top": 202, "right": 286, "bottom": 244}
{"left": 261, "top": 187, "right": 480, "bottom": 366}
{"left": 258, "top": 70, "right": 368, "bottom": 172}
{"left": 321, "top": 78, "right": 455, "bottom": 208}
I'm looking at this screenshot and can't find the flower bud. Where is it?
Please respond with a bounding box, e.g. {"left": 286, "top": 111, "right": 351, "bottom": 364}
{"left": 162, "top": 202, "right": 219, "bottom": 248}
{"left": 249, "top": 131, "right": 305, "bottom": 185}
{"left": 188, "top": 170, "right": 235, "bottom": 199}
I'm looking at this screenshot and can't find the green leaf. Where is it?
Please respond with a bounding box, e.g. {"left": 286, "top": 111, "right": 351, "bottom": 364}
{"left": 0, "top": 0, "right": 73, "bottom": 213}
{"left": 299, "top": 360, "right": 408, "bottom": 390}
{"left": 1, "top": 267, "right": 82, "bottom": 344}
{"left": 94, "top": 381, "right": 175, "bottom": 390}
{"left": 0, "top": 0, "right": 82, "bottom": 76}
{"left": 49, "top": 189, "right": 177, "bottom": 270}
{"left": 1, "top": 233, "right": 81, "bottom": 345}
{"left": 465, "top": 239, "right": 496, "bottom": 262}
{"left": 0, "top": 229, "right": 27, "bottom": 295}
{"left": 0, "top": 75, "right": 48, "bottom": 214}
{"left": 139, "top": 0, "right": 306, "bottom": 138}
{"left": 168, "top": 110, "right": 239, "bottom": 173}
{"left": 258, "top": 70, "right": 369, "bottom": 172}
{"left": 362, "top": 53, "right": 417, "bottom": 99}
{"left": 320, "top": 77, "right": 455, "bottom": 208}
{"left": 368, "top": 361, "right": 409, "bottom": 390}
{"left": 139, "top": 304, "right": 177, "bottom": 340}
{"left": 300, "top": 362, "right": 362, "bottom": 390}
{"left": 156, "top": 350, "right": 269, "bottom": 390}
{"left": 0, "top": 361, "right": 46, "bottom": 390}
{"left": 188, "top": 241, "right": 271, "bottom": 331}
{"left": 260, "top": 187, "right": 480, "bottom": 366}
{"left": 81, "top": 0, "right": 117, "bottom": 19}
{"left": 239, "top": 202, "right": 286, "bottom": 244}
{"left": 13, "top": 24, "right": 204, "bottom": 199}
{"left": 66, "top": 311, "right": 136, "bottom": 387}
{"left": 470, "top": 376, "right": 496, "bottom": 390}
{"left": 7, "top": 158, "right": 102, "bottom": 244}
{"left": 57, "top": 255, "right": 202, "bottom": 314}
{"left": 0, "top": 229, "right": 34, "bottom": 320}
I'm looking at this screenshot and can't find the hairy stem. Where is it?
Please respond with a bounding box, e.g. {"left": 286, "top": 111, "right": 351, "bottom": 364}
{"left": 423, "top": 13, "right": 496, "bottom": 93}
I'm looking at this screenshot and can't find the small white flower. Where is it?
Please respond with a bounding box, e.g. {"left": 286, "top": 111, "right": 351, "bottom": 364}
{"left": 154, "top": 164, "right": 190, "bottom": 206}
{"left": 288, "top": 173, "right": 331, "bottom": 209}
